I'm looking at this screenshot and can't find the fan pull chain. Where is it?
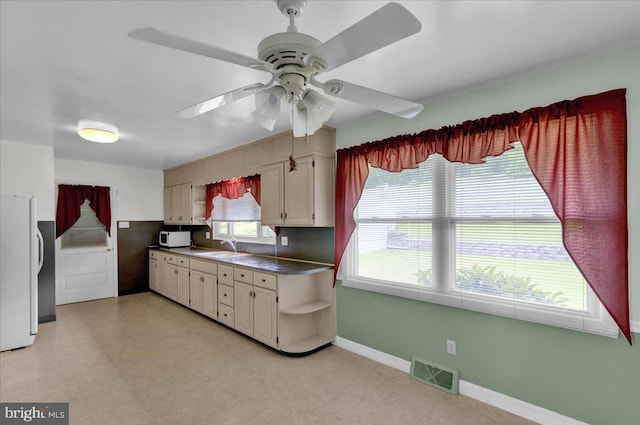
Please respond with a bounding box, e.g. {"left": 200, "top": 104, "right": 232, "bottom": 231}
{"left": 289, "top": 102, "right": 297, "bottom": 172}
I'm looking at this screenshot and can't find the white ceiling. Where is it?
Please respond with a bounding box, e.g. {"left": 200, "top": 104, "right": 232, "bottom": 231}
{"left": 1, "top": 1, "right": 639, "bottom": 170}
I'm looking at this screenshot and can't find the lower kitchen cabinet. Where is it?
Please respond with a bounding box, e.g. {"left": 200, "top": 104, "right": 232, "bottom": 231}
{"left": 149, "top": 256, "right": 159, "bottom": 292}
{"left": 234, "top": 281, "right": 278, "bottom": 348}
{"left": 252, "top": 286, "right": 278, "bottom": 347}
{"left": 149, "top": 250, "right": 167, "bottom": 295}
{"left": 148, "top": 250, "right": 335, "bottom": 355}
{"left": 165, "top": 254, "right": 189, "bottom": 304}
{"left": 189, "top": 259, "right": 217, "bottom": 318}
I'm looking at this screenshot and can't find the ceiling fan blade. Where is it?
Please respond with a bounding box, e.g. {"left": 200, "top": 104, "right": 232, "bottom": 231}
{"left": 314, "top": 79, "right": 423, "bottom": 118}
{"left": 177, "top": 84, "right": 262, "bottom": 118}
{"left": 308, "top": 2, "right": 421, "bottom": 71}
{"left": 128, "top": 27, "right": 271, "bottom": 71}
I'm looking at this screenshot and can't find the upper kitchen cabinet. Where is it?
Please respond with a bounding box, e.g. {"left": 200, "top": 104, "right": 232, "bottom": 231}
{"left": 164, "top": 183, "right": 206, "bottom": 225}
{"left": 163, "top": 128, "right": 335, "bottom": 226}
{"left": 260, "top": 154, "right": 333, "bottom": 227}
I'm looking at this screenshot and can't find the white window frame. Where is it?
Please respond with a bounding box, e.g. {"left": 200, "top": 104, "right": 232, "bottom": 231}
{"left": 213, "top": 221, "right": 275, "bottom": 245}
{"left": 340, "top": 153, "right": 618, "bottom": 338}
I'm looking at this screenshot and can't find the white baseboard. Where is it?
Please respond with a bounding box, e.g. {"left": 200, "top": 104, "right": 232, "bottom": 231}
{"left": 631, "top": 320, "right": 640, "bottom": 334}
{"left": 333, "top": 337, "right": 588, "bottom": 425}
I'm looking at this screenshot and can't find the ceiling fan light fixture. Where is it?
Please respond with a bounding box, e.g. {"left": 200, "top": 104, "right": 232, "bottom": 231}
{"left": 252, "top": 86, "right": 287, "bottom": 131}
{"left": 303, "top": 89, "right": 335, "bottom": 124}
{"left": 77, "top": 120, "right": 119, "bottom": 143}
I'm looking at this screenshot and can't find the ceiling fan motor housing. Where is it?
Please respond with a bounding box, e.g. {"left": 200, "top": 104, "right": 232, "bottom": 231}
{"left": 258, "top": 32, "right": 321, "bottom": 97}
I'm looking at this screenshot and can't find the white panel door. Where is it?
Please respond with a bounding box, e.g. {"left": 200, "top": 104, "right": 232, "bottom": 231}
{"left": 56, "top": 244, "right": 114, "bottom": 304}
{"left": 55, "top": 190, "right": 116, "bottom": 305}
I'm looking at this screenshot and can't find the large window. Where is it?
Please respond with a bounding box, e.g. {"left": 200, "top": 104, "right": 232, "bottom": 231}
{"left": 342, "top": 143, "right": 616, "bottom": 336}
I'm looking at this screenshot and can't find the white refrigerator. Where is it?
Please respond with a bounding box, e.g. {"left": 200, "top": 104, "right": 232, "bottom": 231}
{"left": 0, "top": 195, "right": 43, "bottom": 351}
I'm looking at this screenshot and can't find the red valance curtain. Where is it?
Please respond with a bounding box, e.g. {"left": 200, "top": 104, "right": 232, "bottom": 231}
{"left": 56, "top": 184, "right": 111, "bottom": 238}
{"left": 205, "top": 174, "right": 261, "bottom": 221}
{"left": 335, "top": 89, "right": 629, "bottom": 343}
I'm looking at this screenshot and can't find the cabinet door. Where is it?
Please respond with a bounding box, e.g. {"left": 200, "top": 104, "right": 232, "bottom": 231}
{"left": 284, "top": 156, "right": 314, "bottom": 226}
{"left": 189, "top": 271, "right": 203, "bottom": 312}
{"left": 164, "top": 187, "right": 174, "bottom": 223}
{"left": 202, "top": 273, "right": 217, "bottom": 319}
{"left": 149, "top": 258, "right": 158, "bottom": 292}
{"left": 260, "top": 162, "right": 285, "bottom": 225}
{"left": 179, "top": 183, "right": 192, "bottom": 224}
{"left": 170, "top": 185, "right": 182, "bottom": 224}
{"left": 234, "top": 281, "right": 253, "bottom": 336}
{"left": 165, "top": 264, "right": 178, "bottom": 300}
{"left": 253, "top": 287, "right": 278, "bottom": 348}
{"left": 157, "top": 254, "right": 167, "bottom": 295}
{"left": 177, "top": 266, "right": 190, "bottom": 306}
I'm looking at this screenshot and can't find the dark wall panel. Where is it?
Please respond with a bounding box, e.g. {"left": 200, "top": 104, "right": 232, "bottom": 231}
{"left": 37, "top": 221, "right": 56, "bottom": 323}
{"left": 117, "top": 221, "right": 164, "bottom": 295}
{"left": 191, "top": 225, "right": 333, "bottom": 264}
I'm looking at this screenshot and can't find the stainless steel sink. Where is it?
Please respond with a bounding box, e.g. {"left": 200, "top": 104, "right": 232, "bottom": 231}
{"left": 191, "top": 250, "right": 249, "bottom": 259}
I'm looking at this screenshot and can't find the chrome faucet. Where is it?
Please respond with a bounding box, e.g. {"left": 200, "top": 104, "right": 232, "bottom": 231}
{"left": 221, "top": 236, "right": 238, "bottom": 252}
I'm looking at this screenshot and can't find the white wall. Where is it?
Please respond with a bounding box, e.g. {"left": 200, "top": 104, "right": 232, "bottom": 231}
{"left": 0, "top": 140, "right": 55, "bottom": 220}
{"left": 336, "top": 44, "right": 640, "bottom": 324}
{"left": 54, "top": 159, "right": 163, "bottom": 221}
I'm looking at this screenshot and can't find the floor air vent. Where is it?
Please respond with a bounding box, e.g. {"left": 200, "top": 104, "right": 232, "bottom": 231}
{"left": 410, "top": 357, "right": 459, "bottom": 395}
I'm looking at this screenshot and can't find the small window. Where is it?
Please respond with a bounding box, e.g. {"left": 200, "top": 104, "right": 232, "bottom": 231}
{"left": 213, "top": 221, "right": 275, "bottom": 245}
{"left": 60, "top": 200, "right": 108, "bottom": 249}
{"left": 207, "top": 190, "right": 275, "bottom": 245}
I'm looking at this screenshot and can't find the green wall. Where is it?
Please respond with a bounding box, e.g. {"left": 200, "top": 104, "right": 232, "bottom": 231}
{"left": 335, "top": 44, "right": 640, "bottom": 424}
{"left": 338, "top": 285, "right": 639, "bottom": 425}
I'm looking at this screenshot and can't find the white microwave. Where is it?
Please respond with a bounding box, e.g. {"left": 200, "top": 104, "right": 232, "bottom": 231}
{"left": 159, "top": 231, "right": 190, "bottom": 248}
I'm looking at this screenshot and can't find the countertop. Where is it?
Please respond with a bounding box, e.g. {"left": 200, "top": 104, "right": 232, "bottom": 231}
{"left": 154, "top": 247, "right": 333, "bottom": 275}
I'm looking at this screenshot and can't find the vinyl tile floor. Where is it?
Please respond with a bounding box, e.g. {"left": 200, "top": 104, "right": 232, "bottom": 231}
{"left": 0, "top": 293, "right": 535, "bottom": 425}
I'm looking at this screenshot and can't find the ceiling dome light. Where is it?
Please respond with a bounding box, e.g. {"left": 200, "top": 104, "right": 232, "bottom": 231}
{"left": 77, "top": 120, "right": 119, "bottom": 143}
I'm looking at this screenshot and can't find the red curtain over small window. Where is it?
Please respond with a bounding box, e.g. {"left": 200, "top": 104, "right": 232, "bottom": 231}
{"left": 205, "top": 174, "right": 261, "bottom": 221}
{"left": 56, "top": 184, "right": 111, "bottom": 238}
{"left": 335, "top": 89, "right": 629, "bottom": 343}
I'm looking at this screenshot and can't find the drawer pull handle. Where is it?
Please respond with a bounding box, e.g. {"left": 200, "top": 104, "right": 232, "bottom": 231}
{"left": 224, "top": 313, "right": 228, "bottom": 317}
{"left": 261, "top": 279, "right": 266, "bottom": 283}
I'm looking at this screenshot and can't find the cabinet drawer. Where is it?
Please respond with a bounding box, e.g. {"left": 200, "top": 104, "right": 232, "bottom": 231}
{"left": 234, "top": 268, "right": 253, "bottom": 284}
{"left": 167, "top": 255, "right": 189, "bottom": 267}
{"left": 219, "top": 284, "right": 234, "bottom": 307}
{"left": 149, "top": 250, "right": 160, "bottom": 260}
{"left": 218, "top": 304, "right": 234, "bottom": 327}
{"left": 190, "top": 259, "right": 217, "bottom": 275}
{"left": 253, "top": 272, "right": 276, "bottom": 291}
{"left": 218, "top": 265, "right": 233, "bottom": 285}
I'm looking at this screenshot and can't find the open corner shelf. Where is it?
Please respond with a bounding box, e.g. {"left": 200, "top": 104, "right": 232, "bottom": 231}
{"left": 280, "top": 301, "right": 331, "bottom": 315}
{"left": 279, "top": 335, "right": 333, "bottom": 354}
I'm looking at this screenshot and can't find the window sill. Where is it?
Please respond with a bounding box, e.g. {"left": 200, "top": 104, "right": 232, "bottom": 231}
{"left": 213, "top": 237, "right": 275, "bottom": 246}
{"left": 338, "top": 275, "right": 619, "bottom": 338}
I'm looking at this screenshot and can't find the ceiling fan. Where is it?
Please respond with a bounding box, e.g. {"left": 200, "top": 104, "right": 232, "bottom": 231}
{"left": 128, "top": 1, "right": 423, "bottom": 137}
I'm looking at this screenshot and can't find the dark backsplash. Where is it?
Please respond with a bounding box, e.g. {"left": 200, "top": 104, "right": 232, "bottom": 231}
{"left": 117, "top": 220, "right": 165, "bottom": 295}
{"left": 190, "top": 225, "right": 334, "bottom": 264}
{"left": 37, "top": 221, "right": 56, "bottom": 323}
{"left": 118, "top": 223, "right": 334, "bottom": 296}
